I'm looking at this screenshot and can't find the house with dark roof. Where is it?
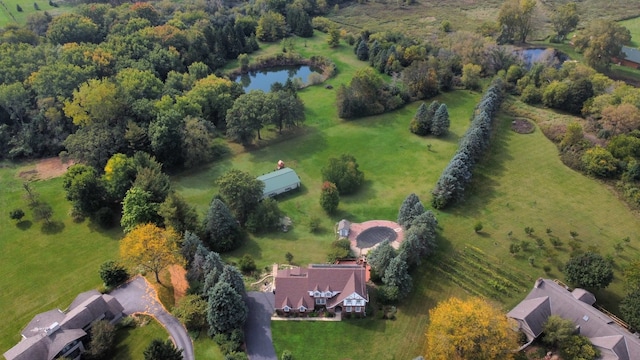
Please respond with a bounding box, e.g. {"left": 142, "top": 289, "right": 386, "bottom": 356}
{"left": 614, "top": 46, "right": 640, "bottom": 69}
{"left": 274, "top": 264, "right": 369, "bottom": 317}
{"left": 4, "top": 290, "right": 124, "bottom": 360}
{"left": 508, "top": 278, "right": 640, "bottom": 359}
{"left": 257, "top": 167, "right": 301, "bottom": 199}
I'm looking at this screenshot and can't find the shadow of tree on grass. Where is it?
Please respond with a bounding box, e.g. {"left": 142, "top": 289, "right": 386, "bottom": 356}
{"left": 16, "top": 220, "right": 32, "bottom": 230}
{"left": 41, "top": 221, "right": 65, "bottom": 234}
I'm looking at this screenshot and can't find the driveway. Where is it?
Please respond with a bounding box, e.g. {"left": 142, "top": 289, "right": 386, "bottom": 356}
{"left": 111, "top": 276, "right": 194, "bottom": 360}
{"left": 245, "top": 292, "right": 277, "bottom": 360}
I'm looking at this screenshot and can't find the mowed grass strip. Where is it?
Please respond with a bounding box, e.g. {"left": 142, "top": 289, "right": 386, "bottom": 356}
{"left": 0, "top": 0, "right": 72, "bottom": 27}
{"left": 0, "top": 162, "right": 120, "bottom": 352}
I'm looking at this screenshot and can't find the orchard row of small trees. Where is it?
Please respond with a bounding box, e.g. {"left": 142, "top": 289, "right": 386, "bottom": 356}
{"left": 431, "top": 78, "right": 505, "bottom": 209}
{"left": 367, "top": 193, "right": 438, "bottom": 303}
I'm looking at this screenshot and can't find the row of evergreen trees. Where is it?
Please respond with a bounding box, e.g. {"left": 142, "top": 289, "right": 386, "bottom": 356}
{"left": 431, "top": 78, "right": 505, "bottom": 209}
{"left": 367, "top": 193, "right": 438, "bottom": 303}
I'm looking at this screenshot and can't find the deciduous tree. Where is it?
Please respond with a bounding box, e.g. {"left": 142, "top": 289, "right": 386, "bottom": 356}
{"left": 62, "top": 164, "right": 108, "bottom": 215}
{"left": 172, "top": 294, "right": 208, "bottom": 331}
{"left": 99, "top": 260, "right": 129, "bottom": 287}
{"left": 564, "top": 251, "right": 614, "bottom": 290}
{"left": 87, "top": 320, "right": 116, "bottom": 360}
{"left": 120, "top": 187, "right": 161, "bottom": 233}
{"left": 573, "top": 20, "right": 631, "bottom": 71}
{"left": 321, "top": 154, "right": 364, "bottom": 195}
{"left": 551, "top": 2, "right": 579, "bottom": 42}
{"left": 425, "top": 297, "right": 519, "bottom": 360}
{"left": 256, "top": 11, "right": 286, "bottom": 42}
{"left": 320, "top": 181, "right": 339, "bottom": 214}
{"left": 217, "top": 169, "right": 264, "bottom": 224}
{"left": 497, "top": 0, "right": 537, "bottom": 43}
{"left": 120, "top": 223, "right": 184, "bottom": 283}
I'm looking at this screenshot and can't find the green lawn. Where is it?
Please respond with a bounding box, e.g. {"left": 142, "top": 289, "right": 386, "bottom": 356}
{"left": 620, "top": 17, "right": 640, "bottom": 47}
{"left": 0, "top": 0, "right": 73, "bottom": 27}
{"left": 112, "top": 316, "right": 170, "bottom": 360}
{"left": 0, "top": 161, "right": 121, "bottom": 353}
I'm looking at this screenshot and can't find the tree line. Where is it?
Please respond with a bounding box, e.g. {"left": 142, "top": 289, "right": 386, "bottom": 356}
{"left": 431, "top": 78, "right": 505, "bottom": 209}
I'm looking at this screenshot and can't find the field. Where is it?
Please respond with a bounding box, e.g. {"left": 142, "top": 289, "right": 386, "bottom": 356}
{"left": 620, "top": 17, "right": 640, "bottom": 48}
{"left": 0, "top": 0, "right": 71, "bottom": 27}
{"left": 329, "top": 0, "right": 640, "bottom": 41}
{"left": 0, "top": 161, "right": 121, "bottom": 352}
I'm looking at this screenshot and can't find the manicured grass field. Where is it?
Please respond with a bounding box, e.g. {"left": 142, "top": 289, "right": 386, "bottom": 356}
{"left": 0, "top": 161, "right": 121, "bottom": 353}
{"left": 0, "top": 0, "right": 72, "bottom": 27}
{"left": 620, "top": 17, "right": 640, "bottom": 47}
{"left": 112, "top": 316, "right": 170, "bottom": 360}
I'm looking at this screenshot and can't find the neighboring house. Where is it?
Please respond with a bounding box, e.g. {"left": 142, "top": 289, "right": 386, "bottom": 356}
{"left": 4, "top": 290, "right": 124, "bottom": 360}
{"left": 274, "top": 264, "right": 368, "bottom": 317}
{"left": 257, "top": 167, "right": 301, "bottom": 199}
{"left": 614, "top": 46, "right": 640, "bottom": 69}
{"left": 508, "top": 278, "right": 640, "bottom": 359}
{"left": 337, "top": 219, "right": 351, "bottom": 238}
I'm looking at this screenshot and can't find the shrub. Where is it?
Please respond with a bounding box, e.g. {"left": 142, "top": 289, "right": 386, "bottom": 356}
{"left": 9, "top": 209, "right": 25, "bottom": 221}
{"left": 238, "top": 254, "right": 257, "bottom": 273}
{"left": 34, "top": 3, "right": 40, "bottom": 10}
{"left": 319, "top": 181, "right": 339, "bottom": 214}
{"left": 285, "top": 252, "right": 294, "bottom": 264}
{"left": 281, "top": 350, "right": 293, "bottom": 360}
{"left": 213, "top": 328, "right": 244, "bottom": 355}
{"left": 172, "top": 294, "right": 207, "bottom": 331}
{"left": 474, "top": 221, "right": 483, "bottom": 233}
{"left": 99, "top": 260, "right": 129, "bottom": 287}
{"left": 87, "top": 320, "right": 116, "bottom": 360}
{"left": 16, "top": 4, "right": 23, "bottom": 12}
{"left": 308, "top": 216, "right": 321, "bottom": 233}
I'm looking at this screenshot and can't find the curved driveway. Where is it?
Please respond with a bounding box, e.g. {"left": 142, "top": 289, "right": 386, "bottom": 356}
{"left": 245, "top": 292, "right": 277, "bottom": 360}
{"left": 111, "top": 276, "right": 194, "bottom": 360}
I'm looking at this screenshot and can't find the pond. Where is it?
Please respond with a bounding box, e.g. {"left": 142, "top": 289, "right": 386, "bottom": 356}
{"left": 236, "top": 65, "right": 321, "bottom": 92}
{"left": 517, "top": 48, "right": 569, "bottom": 69}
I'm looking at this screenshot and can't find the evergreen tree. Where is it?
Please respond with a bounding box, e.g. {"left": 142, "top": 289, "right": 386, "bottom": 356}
{"left": 366, "top": 240, "right": 396, "bottom": 279}
{"left": 382, "top": 255, "right": 412, "bottom": 300}
{"left": 202, "top": 198, "right": 242, "bottom": 252}
{"left": 181, "top": 231, "right": 204, "bottom": 266}
{"left": 219, "top": 265, "right": 246, "bottom": 296}
{"left": 397, "top": 193, "right": 425, "bottom": 229}
{"left": 207, "top": 281, "right": 248, "bottom": 335}
{"left": 431, "top": 103, "right": 450, "bottom": 137}
{"left": 400, "top": 211, "right": 438, "bottom": 267}
{"left": 356, "top": 40, "right": 369, "bottom": 61}
{"left": 143, "top": 339, "right": 183, "bottom": 360}
{"left": 410, "top": 102, "right": 430, "bottom": 136}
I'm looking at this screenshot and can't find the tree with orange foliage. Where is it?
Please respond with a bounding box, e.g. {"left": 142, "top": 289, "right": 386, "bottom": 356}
{"left": 425, "top": 297, "right": 518, "bottom": 360}
{"left": 120, "top": 223, "right": 184, "bottom": 283}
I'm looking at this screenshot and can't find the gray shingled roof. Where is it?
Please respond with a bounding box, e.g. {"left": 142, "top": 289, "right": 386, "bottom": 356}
{"left": 5, "top": 291, "right": 124, "bottom": 360}
{"left": 509, "top": 279, "right": 640, "bottom": 360}
{"left": 622, "top": 46, "right": 640, "bottom": 65}
{"left": 506, "top": 296, "right": 550, "bottom": 340}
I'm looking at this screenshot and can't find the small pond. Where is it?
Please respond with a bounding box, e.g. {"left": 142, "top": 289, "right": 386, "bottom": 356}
{"left": 517, "top": 48, "right": 569, "bottom": 69}
{"left": 236, "top": 65, "right": 321, "bottom": 92}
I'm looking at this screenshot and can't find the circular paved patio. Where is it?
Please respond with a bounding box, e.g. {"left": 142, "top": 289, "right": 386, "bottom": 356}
{"left": 348, "top": 220, "right": 404, "bottom": 256}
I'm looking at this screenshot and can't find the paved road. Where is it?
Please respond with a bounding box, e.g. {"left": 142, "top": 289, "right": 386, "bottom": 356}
{"left": 245, "top": 292, "right": 277, "bottom": 360}
{"left": 111, "top": 276, "right": 194, "bottom": 360}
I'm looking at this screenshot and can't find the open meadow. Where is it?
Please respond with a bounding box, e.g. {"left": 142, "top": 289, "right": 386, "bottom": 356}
{"left": 0, "top": 0, "right": 71, "bottom": 27}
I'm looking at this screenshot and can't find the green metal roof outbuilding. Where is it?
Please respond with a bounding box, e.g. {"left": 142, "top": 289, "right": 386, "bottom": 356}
{"left": 257, "top": 168, "right": 301, "bottom": 199}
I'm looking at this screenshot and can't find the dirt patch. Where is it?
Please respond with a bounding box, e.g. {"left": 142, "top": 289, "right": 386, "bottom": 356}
{"left": 512, "top": 118, "right": 535, "bottom": 134}
{"left": 168, "top": 264, "right": 188, "bottom": 305}
{"left": 18, "top": 157, "right": 74, "bottom": 181}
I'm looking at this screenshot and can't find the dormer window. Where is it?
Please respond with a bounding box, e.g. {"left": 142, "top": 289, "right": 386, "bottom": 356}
{"left": 314, "top": 291, "right": 321, "bottom": 297}
{"left": 299, "top": 306, "right": 306, "bottom": 312}
{"left": 283, "top": 306, "right": 291, "bottom": 312}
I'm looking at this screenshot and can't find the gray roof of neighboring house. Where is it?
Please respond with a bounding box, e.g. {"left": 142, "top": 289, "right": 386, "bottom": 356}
{"left": 3, "top": 328, "right": 86, "bottom": 360}
{"left": 5, "top": 291, "right": 124, "bottom": 360}
{"left": 622, "top": 46, "right": 640, "bottom": 65}
{"left": 257, "top": 168, "right": 300, "bottom": 196}
{"left": 508, "top": 279, "right": 640, "bottom": 360}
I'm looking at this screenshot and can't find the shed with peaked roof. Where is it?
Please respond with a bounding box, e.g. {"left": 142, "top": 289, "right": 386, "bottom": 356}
{"left": 337, "top": 219, "right": 350, "bottom": 238}
{"left": 257, "top": 168, "right": 301, "bottom": 199}
{"left": 615, "top": 46, "right": 640, "bottom": 69}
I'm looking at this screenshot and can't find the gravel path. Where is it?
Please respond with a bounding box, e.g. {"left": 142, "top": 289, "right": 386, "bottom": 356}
{"left": 111, "top": 276, "right": 194, "bottom": 360}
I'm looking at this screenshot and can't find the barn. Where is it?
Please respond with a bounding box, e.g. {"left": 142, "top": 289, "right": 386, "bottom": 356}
{"left": 616, "top": 46, "right": 640, "bottom": 69}
{"left": 257, "top": 168, "right": 301, "bottom": 198}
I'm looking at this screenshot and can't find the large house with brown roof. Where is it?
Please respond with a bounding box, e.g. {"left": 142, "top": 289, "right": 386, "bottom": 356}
{"left": 274, "top": 264, "right": 368, "bottom": 317}
{"left": 4, "top": 290, "right": 124, "bottom": 360}
{"left": 508, "top": 278, "right": 640, "bottom": 360}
